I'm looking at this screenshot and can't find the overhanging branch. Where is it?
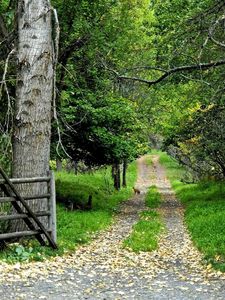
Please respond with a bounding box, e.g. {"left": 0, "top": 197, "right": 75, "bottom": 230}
{"left": 208, "top": 16, "right": 225, "bottom": 49}
{"left": 117, "top": 60, "right": 225, "bottom": 86}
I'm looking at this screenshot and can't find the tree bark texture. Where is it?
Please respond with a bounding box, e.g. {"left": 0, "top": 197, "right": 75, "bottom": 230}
{"left": 122, "top": 159, "right": 127, "bottom": 187}
{"left": 56, "top": 158, "right": 62, "bottom": 171}
{"left": 116, "top": 164, "right": 121, "bottom": 190}
{"left": 112, "top": 163, "right": 121, "bottom": 191}
{"left": 12, "top": 0, "right": 54, "bottom": 231}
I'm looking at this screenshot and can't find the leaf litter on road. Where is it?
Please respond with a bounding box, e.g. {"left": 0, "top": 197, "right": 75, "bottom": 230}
{"left": 0, "top": 155, "right": 225, "bottom": 299}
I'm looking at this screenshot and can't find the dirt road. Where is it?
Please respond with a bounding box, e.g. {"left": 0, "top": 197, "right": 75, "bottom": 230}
{"left": 0, "top": 155, "right": 224, "bottom": 299}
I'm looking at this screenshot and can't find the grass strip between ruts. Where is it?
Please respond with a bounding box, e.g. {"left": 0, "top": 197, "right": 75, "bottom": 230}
{"left": 123, "top": 185, "right": 163, "bottom": 253}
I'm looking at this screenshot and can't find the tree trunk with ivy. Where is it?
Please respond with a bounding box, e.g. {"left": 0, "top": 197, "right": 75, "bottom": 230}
{"left": 11, "top": 0, "right": 54, "bottom": 231}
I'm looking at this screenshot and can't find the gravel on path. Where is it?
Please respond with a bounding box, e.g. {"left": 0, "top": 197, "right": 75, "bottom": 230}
{"left": 0, "top": 155, "right": 225, "bottom": 300}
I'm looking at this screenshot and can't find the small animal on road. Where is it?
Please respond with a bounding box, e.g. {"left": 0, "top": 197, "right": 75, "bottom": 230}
{"left": 133, "top": 187, "right": 141, "bottom": 194}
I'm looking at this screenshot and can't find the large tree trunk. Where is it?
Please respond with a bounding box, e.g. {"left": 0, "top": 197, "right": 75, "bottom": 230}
{"left": 12, "top": 0, "right": 54, "bottom": 231}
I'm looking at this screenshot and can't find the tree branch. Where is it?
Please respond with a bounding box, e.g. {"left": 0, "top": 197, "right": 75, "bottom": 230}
{"left": 0, "top": 15, "right": 8, "bottom": 38}
{"left": 59, "top": 36, "right": 89, "bottom": 64}
{"left": 0, "top": 14, "right": 16, "bottom": 56}
{"left": 0, "top": 48, "right": 16, "bottom": 133}
{"left": 117, "top": 60, "right": 225, "bottom": 86}
{"left": 57, "top": 36, "right": 89, "bottom": 97}
{"left": 122, "top": 66, "right": 167, "bottom": 73}
{"left": 208, "top": 16, "right": 225, "bottom": 48}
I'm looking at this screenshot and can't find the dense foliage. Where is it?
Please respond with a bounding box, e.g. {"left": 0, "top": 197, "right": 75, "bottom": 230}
{"left": 51, "top": 0, "right": 152, "bottom": 167}
{"left": 134, "top": 0, "right": 225, "bottom": 179}
{"left": 1, "top": 0, "right": 225, "bottom": 179}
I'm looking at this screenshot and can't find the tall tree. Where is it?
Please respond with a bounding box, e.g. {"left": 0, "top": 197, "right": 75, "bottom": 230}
{"left": 12, "top": 0, "right": 55, "bottom": 229}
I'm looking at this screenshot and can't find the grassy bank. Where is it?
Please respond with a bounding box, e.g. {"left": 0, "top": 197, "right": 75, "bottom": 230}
{"left": 123, "top": 185, "right": 163, "bottom": 253}
{"left": 158, "top": 151, "right": 225, "bottom": 271}
{"left": 56, "top": 163, "right": 137, "bottom": 249}
{"left": 0, "top": 162, "right": 137, "bottom": 263}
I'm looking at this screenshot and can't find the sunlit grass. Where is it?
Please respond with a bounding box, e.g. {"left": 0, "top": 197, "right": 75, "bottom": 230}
{"left": 145, "top": 185, "right": 161, "bottom": 208}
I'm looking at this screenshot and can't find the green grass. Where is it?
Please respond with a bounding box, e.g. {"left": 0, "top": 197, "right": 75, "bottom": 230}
{"left": 158, "top": 151, "right": 225, "bottom": 271}
{"left": 145, "top": 156, "right": 153, "bottom": 166}
{"left": 149, "top": 149, "right": 162, "bottom": 155}
{"left": 145, "top": 186, "right": 161, "bottom": 208}
{"left": 123, "top": 186, "right": 163, "bottom": 253}
{"left": 56, "top": 162, "right": 137, "bottom": 249}
{"left": 0, "top": 162, "right": 137, "bottom": 263}
{"left": 56, "top": 163, "right": 137, "bottom": 211}
{"left": 158, "top": 151, "right": 185, "bottom": 183}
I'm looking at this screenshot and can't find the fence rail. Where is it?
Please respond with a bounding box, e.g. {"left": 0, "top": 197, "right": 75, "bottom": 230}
{"left": 0, "top": 177, "right": 51, "bottom": 184}
{"left": 0, "top": 169, "right": 57, "bottom": 249}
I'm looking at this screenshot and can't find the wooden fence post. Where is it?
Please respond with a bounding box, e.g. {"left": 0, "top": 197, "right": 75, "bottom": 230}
{"left": 49, "top": 171, "right": 57, "bottom": 243}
